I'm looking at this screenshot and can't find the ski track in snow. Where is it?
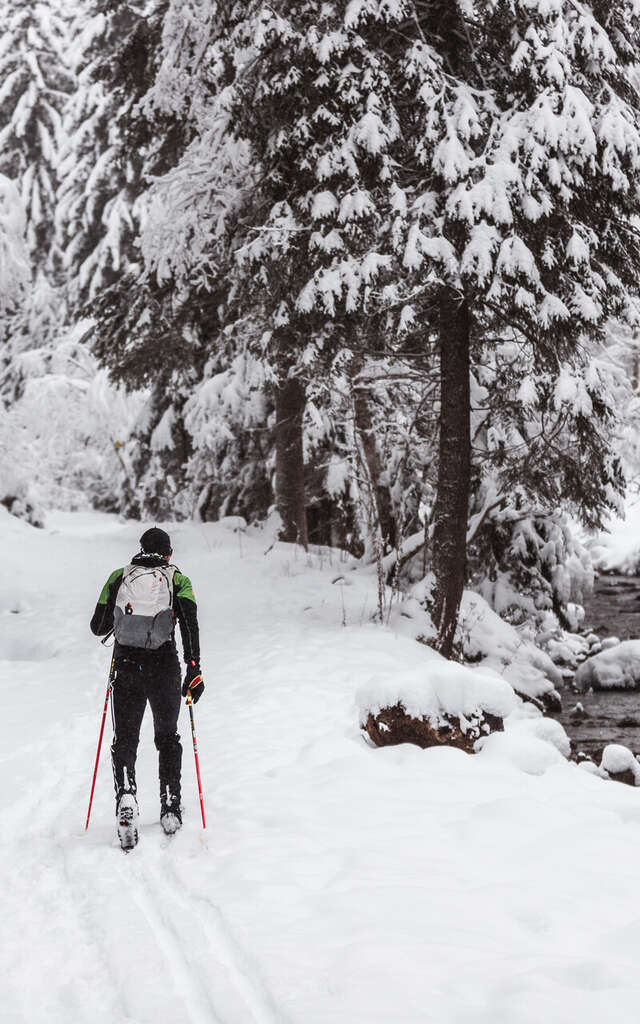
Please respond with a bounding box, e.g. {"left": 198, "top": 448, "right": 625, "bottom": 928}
{"left": 5, "top": 510, "right": 640, "bottom": 1022}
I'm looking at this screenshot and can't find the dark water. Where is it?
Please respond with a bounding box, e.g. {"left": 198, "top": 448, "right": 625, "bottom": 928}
{"left": 582, "top": 575, "right": 640, "bottom": 641}
{"left": 552, "top": 575, "right": 640, "bottom": 761}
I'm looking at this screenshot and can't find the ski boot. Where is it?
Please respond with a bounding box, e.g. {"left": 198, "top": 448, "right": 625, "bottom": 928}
{"left": 160, "top": 792, "right": 182, "bottom": 836}
{"left": 116, "top": 792, "right": 139, "bottom": 851}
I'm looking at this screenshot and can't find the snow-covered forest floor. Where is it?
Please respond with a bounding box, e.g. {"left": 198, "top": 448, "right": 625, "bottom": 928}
{"left": 4, "top": 510, "right": 640, "bottom": 1023}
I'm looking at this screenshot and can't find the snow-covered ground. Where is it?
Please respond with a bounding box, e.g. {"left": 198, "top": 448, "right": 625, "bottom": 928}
{"left": 4, "top": 510, "right": 640, "bottom": 1023}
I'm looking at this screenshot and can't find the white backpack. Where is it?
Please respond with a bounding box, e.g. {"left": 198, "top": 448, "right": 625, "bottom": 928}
{"left": 113, "top": 563, "right": 176, "bottom": 650}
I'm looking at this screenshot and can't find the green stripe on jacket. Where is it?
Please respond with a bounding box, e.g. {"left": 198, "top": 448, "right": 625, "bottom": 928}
{"left": 174, "top": 572, "right": 196, "bottom": 603}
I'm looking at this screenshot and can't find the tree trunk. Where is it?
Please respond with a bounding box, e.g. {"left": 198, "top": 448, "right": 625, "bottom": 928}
{"left": 274, "top": 375, "right": 308, "bottom": 549}
{"left": 433, "top": 286, "right": 471, "bottom": 659}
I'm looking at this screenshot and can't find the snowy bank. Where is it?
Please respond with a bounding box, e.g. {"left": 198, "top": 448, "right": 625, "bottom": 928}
{"left": 390, "top": 581, "right": 563, "bottom": 708}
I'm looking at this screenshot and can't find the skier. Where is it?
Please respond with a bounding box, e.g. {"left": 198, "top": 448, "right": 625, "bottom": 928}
{"left": 90, "top": 527, "right": 204, "bottom": 849}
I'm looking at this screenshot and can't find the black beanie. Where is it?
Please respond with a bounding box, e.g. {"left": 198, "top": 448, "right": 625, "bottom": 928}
{"left": 140, "top": 527, "right": 172, "bottom": 556}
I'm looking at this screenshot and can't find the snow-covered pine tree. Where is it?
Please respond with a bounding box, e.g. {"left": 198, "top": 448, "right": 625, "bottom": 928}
{"left": 139, "top": 0, "right": 639, "bottom": 630}
{"left": 57, "top": 1, "right": 183, "bottom": 307}
{"left": 141, "top": 0, "right": 411, "bottom": 550}
{"left": 464, "top": 334, "right": 622, "bottom": 628}
{"left": 59, "top": 0, "right": 201, "bottom": 518}
{"left": 0, "top": 0, "right": 74, "bottom": 405}
{"left": 385, "top": 0, "right": 640, "bottom": 655}
{"left": 90, "top": 271, "right": 210, "bottom": 519}
{"left": 0, "top": 0, "right": 72, "bottom": 266}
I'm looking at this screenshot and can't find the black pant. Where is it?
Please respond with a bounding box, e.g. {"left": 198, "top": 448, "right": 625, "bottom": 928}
{"left": 110, "top": 645, "right": 182, "bottom": 807}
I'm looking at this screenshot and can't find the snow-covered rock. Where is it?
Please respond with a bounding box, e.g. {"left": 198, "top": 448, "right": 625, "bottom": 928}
{"left": 600, "top": 744, "right": 640, "bottom": 786}
{"left": 577, "top": 758, "right": 609, "bottom": 780}
{"left": 362, "top": 701, "right": 503, "bottom": 754}
{"left": 357, "top": 659, "right": 517, "bottom": 725}
{"left": 358, "top": 659, "right": 517, "bottom": 753}
{"left": 574, "top": 641, "right": 640, "bottom": 691}
{"left": 601, "top": 636, "right": 621, "bottom": 651}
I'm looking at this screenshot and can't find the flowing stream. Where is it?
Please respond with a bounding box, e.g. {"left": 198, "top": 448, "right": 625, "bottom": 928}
{"left": 552, "top": 575, "right": 640, "bottom": 760}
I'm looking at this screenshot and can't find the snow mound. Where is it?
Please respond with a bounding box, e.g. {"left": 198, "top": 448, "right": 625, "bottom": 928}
{"left": 356, "top": 652, "right": 517, "bottom": 731}
{"left": 476, "top": 731, "right": 567, "bottom": 776}
{"left": 574, "top": 641, "right": 640, "bottom": 691}
{"left": 475, "top": 705, "right": 571, "bottom": 775}
{"left": 507, "top": 712, "right": 572, "bottom": 758}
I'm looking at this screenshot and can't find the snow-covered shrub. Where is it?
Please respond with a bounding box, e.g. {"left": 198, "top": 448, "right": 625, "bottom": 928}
{"left": 470, "top": 501, "right": 594, "bottom": 631}
{"left": 0, "top": 321, "right": 142, "bottom": 512}
{"left": 0, "top": 448, "right": 44, "bottom": 527}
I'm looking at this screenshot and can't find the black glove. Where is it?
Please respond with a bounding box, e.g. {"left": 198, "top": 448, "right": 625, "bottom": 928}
{"left": 182, "top": 660, "right": 204, "bottom": 704}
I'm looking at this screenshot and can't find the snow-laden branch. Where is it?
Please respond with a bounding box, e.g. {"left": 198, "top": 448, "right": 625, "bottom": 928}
{"left": 0, "top": 175, "right": 30, "bottom": 312}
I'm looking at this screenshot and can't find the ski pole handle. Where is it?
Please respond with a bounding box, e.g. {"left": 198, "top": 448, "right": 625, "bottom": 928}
{"left": 187, "top": 695, "right": 206, "bottom": 829}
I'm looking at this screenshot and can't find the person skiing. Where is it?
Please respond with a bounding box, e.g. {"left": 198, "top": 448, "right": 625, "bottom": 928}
{"left": 90, "top": 527, "right": 204, "bottom": 849}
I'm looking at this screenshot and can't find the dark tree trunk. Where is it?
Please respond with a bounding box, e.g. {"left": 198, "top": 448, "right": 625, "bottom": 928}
{"left": 274, "top": 375, "right": 308, "bottom": 549}
{"left": 433, "top": 286, "right": 471, "bottom": 659}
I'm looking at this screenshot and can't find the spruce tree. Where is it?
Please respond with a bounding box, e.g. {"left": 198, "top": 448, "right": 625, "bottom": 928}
{"left": 58, "top": 1, "right": 174, "bottom": 306}
{"left": 59, "top": 0, "right": 199, "bottom": 518}
{"left": 386, "top": 0, "right": 640, "bottom": 655}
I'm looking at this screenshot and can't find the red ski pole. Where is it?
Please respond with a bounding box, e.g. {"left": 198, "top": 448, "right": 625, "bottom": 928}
{"left": 85, "top": 653, "right": 115, "bottom": 831}
{"left": 187, "top": 694, "right": 206, "bottom": 829}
